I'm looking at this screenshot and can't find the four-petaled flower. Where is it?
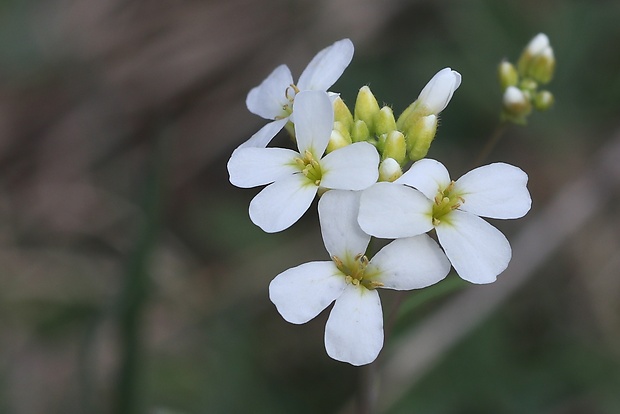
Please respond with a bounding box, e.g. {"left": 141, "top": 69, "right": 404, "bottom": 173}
{"left": 240, "top": 38, "right": 354, "bottom": 149}
{"left": 269, "top": 190, "right": 451, "bottom": 365}
{"left": 358, "top": 159, "right": 531, "bottom": 284}
{"left": 228, "top": 90, "right": 379, "bottom": 233}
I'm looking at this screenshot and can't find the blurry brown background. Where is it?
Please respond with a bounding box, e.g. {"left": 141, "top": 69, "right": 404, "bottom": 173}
{"left": 1, "top": 0, "right": 620, "bottom": 413}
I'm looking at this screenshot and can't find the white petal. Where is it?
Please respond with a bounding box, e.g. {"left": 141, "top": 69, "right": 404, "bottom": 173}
{"left": 293, "top": 91, "right": 334, "bottom": 156}
{"left": 368, "top": 235, "right": 450, "bottom": 290}
{"left": 297, "top": 39, "right": 354, "bottom": 91}
{"left": 417, "top": 67, "right": 462, "bottom": 114}
{"left": 269, "top": 261, "right": 347, "bottom": 324}
{"left": 396, "top": 158, "right": 451, "bottom": 199}
{"left": 227, "top": 147, "right": 298, "bottom": 188}
{"left": 435, "top": 210, "right": 512, "bottom": 284}
{"left": 324, "top": 285, "right": 383, "bottom": 366}
{"left": 236, "top": 118, "right": 289, "bottom": 149}
{"left": 358, "top": 182, "right": 433, "bottom": 238}
{"left": 455, "top": 163, "right": 531, "bottom": 219}
{"left": 249, "top": 174, "right": 317, "bottom": 233}
{"left": 246, "top": 64, "right": 294, "bottom": 119}
{"left": 318, "top": 190, "right": 370, "bottom": 259}
{"left": 320, "top": 142, "right": 379, "bottom": 190}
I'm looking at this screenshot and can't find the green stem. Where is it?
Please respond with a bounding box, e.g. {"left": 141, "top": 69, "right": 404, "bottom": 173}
{"left": 114, "top": 132, "right": 166, "bottom": 414}
{"left": 471, "top": 122, "right": 508, "bottom": 167}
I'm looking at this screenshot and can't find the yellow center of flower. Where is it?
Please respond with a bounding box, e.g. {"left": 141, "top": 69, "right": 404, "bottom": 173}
{"left": 332, "top": 254, "right": 384, "bottom": 290}
{"left": 431, "top": 181, "right": 465, "bottom": 226}
{"left": 294, "top": 150, "right": 323, "bottom": 186}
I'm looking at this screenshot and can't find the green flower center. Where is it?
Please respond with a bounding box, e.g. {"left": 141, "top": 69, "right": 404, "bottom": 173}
{"left": 431, "top": 181, "right": 464, "bottom": 226}
{"left": 332, "top": 254, "right": 383, "bottom": 290}
{"left": 278, "top": 83, "right": 299, "bottom": 117}
{"left": 295, "top": 150, "right": 323, "bottom": 186}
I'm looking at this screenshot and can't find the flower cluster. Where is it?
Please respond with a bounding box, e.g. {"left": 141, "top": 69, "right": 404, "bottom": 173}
{"left": 228, "top": 39, "right": 532, "bottom": 365}
{"left": 499, "top": 33, "right": 556, "bottom": 124}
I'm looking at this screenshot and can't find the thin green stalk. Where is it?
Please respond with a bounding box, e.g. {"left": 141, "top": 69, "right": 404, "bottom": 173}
{"left": 114, "top": 131, "right": 166, "bottom": 414}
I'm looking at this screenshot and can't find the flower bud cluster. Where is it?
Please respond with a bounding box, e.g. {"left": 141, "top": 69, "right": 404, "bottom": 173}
{"left": 499, "top": 33, "right": 555, "bottom": 124}
{"left": 328, "top": 68, "right": 461, "bottom": 181}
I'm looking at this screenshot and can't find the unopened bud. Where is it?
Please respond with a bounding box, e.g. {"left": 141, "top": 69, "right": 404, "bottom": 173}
{"left": 351, "top": 119, "right": 370, "bottom": 143}
{"left": 333, "top": 96, "right": 354, "bottom": 131}
{"left": 533, "top": 90, "right": 554, "bottom": 111}
{"left": 326, "top": 129, "right": 352, "bottom": 153}
{"left": 501, "top": 86, "right": 532, "bottom": 124}
{"left": 354, "top": 86, "right": 380, "bottom": 134}
{"left": 374, "top": 106, "right": 397, "bottom": 136}
{"left": 416, "top": 67, "right": 462, "bottom": 115}
{"left": 518, "top": 33, "right": 555, "bottom": 84}
{"left": 498, "top": 60, "right": 519, "bottom": 91}
{"left": 378, "top": 158, "right": 403, "bottom": 182}
{"left": 382, "top": 130, "right": 407, "bottom": 165}
{"left": 406, "top": 114, "right": 438, "bottom": 161}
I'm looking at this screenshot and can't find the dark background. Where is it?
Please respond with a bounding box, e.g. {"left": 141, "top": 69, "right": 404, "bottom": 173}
{"left": 1, "top": 0, "right": 620, "bottom": 413}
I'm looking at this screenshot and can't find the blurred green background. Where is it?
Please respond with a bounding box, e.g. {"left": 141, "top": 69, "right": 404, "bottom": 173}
{"left": 1, "top": 0, "right": 620, "bottom": 413}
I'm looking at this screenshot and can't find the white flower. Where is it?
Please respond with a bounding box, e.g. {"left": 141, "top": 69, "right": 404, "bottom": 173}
{"left": 358, "top": 159, "right": 531, "bottom": 284}
{"left": 269, "top": 190, "right": 450, "bottom": 365}
{"left": 417, "top": 67, "right": 462, "bottom": 115}
{"left": 228, "top": 90, "right": 379, "bottom": 233}
{"left": 240, "top": 38, "right": 354, "bottom": 149}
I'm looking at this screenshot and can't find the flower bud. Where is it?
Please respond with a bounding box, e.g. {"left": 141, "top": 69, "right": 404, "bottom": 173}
{"left": 326, "top": 129, "right": 351, "bottom": 153}
{"left": 374, "top": 106, "right": 397, "bottom": 136}
{"left": 501, "top": 86, "right": 532, "bottom": 124}
{"left": 378, "top": 158, "right": 403, "bottom": 182}
{"left": 406, "top": 114, "right": 438, "bottom": 161}
{"left": 498, "top": 60, "right": 518, "bottom": 91}
{"left": 416, "top": 67, "right": 462, "bottom": 115}
{"left": 533, "top": 90, "right": 554, "bottom": 111}
{"left": 351, "top": 119, "right": 370, "bottom": 143}
{"left": 333, "top": 96, "right": 354, "bottom": 131}
{"left": 518, "top": 33, "right": 555, "bottom": 84}
{"left": 354, "top": 86, "right": 380, "bottom": 134}
{"left": 382, "top": 130, "right": 407, "bottom": 165}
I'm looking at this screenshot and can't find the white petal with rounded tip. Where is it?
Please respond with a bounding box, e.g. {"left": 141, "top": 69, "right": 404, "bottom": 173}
{"left": 368, "top": 235, "right": 450, "bottom": 290}
{"left": 297, "top": 39, "right": 354, "bottom": 92}
{"left": 293, "top": 91, "right": 334, "bottom": 156}
{"left": 269, "top": 261, "right": 347, "bottom": 324}
{"left": 320, "top": 142, "right": 379, "bottom": 190}
{"left": 417, "top": 67, "right": 462, "bottom": 114}
{"left": 325, "top": 285, "right": 383, "bottom": 366}
{"left": 397, "top": 158, "right": 451, "bottom": 199}
{"left": 227, "top": 147, "right": 298, "bottom": 188}
{"left": 246, "top": 64, "right": 294, "bottom": 119}
{"left": 454, "top": 163, "right": 531, "bottom": 219}
{"left": 318, "top": 190, "right": 370, "bottom": 260}
{"left": 249, "top": 174, "right": 317, "bottom": 233}
{"left": 435, "top": 210, "right": 511, "bottom": 284}
{"left": 358, "top": 183, "right": 433, "bottom": 238}
{"left": 236, "top": 118, "right": 289, "bottom": 149}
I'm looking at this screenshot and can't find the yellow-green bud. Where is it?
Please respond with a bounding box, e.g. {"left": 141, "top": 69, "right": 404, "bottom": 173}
{"left": 354, "top": 86, "right": 381, "bottom": 134}
{"left": 351, "top": 119, "right": 370, "bottom": 143}
{"left": 374, "top": 106, "right": 397, "bottom": 136}
{"left": 378, "top": 158, "right": 403, "bottom": 182}
{"left": 396, "top": 101, "right": 419, "bottom": 130}
{"left": 498, "top": 60, "right": 519, "bottom": 91}
{"left": 406, "top": 114, "right": 438, "bottom": 161}
{"left": 533, "top": 90, "right": 554, "bottom": 111}
{"left": 333, "top": 121, "right": 351, "bottom": 142}
{"left": 382, "top": 130, "right": 407, "bottom": 165}
{"left": 333, "top": 96, "right": 354, "bottom": 131}
{"left": 518, "top": 33, "right": 555, "bottom": 84}
{"left": 326, "top": 129, "right": 351, "bottom": 153}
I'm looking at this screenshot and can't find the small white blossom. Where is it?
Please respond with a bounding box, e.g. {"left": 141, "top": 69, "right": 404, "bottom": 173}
{"left": 228, "top": 91, "right": 379, "bottom": 233}
{"left": 240, "top": 39, "right": 354, "bottom": 149}
{"left": 358, "top": 159, "right": 531, "bottom": 284}
{"left": 269, "top": 190, "right": 450, "bottom": 365}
